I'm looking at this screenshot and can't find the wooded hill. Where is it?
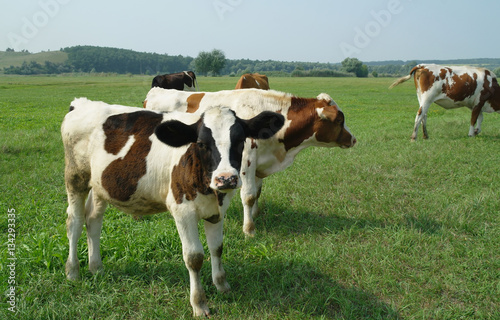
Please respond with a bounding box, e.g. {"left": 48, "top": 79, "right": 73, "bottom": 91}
{"left": 2, "top": 45, "right": 500, "bottom": 77}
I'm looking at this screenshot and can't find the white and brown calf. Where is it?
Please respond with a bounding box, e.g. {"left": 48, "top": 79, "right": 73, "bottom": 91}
{"left": 390, "top": 64, "right": 500, "bottom": 140}
{"left": 144, "top": 88, "right": 356, "bottom": 236}
{"left": 61, "top": 98, "right": 284, "bottom": 317}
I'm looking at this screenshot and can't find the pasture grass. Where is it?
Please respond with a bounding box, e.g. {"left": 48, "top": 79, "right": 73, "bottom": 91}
{"left": 1, "top": 75, "right": 499, "bottom": 319}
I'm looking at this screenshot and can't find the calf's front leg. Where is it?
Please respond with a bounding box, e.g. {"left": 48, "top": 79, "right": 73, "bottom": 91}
{"left": 174, "top": 213, "right": 210, "bottom": 317}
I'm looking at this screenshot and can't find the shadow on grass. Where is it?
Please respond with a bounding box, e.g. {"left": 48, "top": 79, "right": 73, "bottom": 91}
{"left": 220, "top": 259, "right": 402, "bottom": 319}
{"left": 249, "top": 201, "right": 442, "bottom": 236}
{"left": 79, "top": 256, "right": 402, "bottom": 319}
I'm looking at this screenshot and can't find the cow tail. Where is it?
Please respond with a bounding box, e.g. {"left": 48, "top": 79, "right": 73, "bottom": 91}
{"left": 389, "top": 65, "right": 421, "bottom": 89}
{"left": 389, "top": 75, "right": 411, "bottom": 89}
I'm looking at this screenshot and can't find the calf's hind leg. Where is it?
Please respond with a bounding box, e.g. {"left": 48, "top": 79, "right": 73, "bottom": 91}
{"left": 412, "top": 101, "right": 431, "bottom": 141}
{"left": 65, "top": 190, "right": 87, "bottom": 281}
{"left": 85, "top": 189, "right": 107, "bottom": 274}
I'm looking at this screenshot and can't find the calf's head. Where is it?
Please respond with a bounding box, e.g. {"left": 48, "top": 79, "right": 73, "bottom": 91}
{"left": 314, "top": 95, "right": 356, "bottom": 149}
{"left": 155, "top": 107, "right": 284, "bottom": 192}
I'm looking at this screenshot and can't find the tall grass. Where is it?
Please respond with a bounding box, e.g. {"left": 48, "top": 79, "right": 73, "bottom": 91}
{"left": 1, "top": 75, "right": 499, "bottom": 319}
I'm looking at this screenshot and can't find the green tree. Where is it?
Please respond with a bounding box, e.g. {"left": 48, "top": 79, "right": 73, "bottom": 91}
{"left": 194, "top": 49, "right": 226, "bottom": 76}
{"left": 194, "top": 51, "right": 211, "bottom": 76}
{"left": 210, "top": 49, "right": 226, "bottom": 76}
{"left": 342, "top": 57, "right": 368, "bottom": 77}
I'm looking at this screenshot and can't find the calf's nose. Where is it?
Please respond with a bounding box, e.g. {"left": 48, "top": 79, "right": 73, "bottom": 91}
{"left": 214, "top": 174, "right": 239, "bottom": 190}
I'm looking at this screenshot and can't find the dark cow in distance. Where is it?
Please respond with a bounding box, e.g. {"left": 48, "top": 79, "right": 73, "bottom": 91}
{"left": 144, "top": 88, "right": 356, "bottom": 236}
{"left": 151, "top": 71, "right": 197, "bottom": 91}
{"left": 235, "top": 73, "right": 270, "bottom": 90}
{"left": 390, "top": 64, "right": 500, "bottom": 140}
{"left": 61, "top": 98, "right": 284, "bottom": 316}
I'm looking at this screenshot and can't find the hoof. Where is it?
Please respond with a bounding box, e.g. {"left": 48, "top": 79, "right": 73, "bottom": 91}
{"left": 243, "top": 222, "right": 256, "bottom": 237}
{"left": 89, "top": 261, "right": 104, "bottom": 275}
{"left": 65, "top": 261, "right": 80, "bottom": 281}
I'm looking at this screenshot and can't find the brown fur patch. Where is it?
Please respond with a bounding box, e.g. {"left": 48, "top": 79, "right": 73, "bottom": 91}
{"left": 65, "top": 169, "right": 90, "bottom": 194}
{"left": 280, "top": 97, "right": 316, "bottom": 150}
{"left": 439, "top": 68, "right": 447, "bottom": 80}
{"left": 250, "top": 138, "right": 258, "bottom": 149}
{"left": 187, "top": 252, "right": 204, "bottom": 271}
{"left": 315, "top": 105, "right": 342, "bottom": 143}
{"left": 101, "top": 111, "right": 163, "bottom": 202}
{"left": 442, "top": 73, "right": 478, "bottom": 102}
{"left": 216, "top": 245, "right": 223, "bottom": 258}
{"left": 281, "top": 98, "right": 351, "bottom": 150}
{"left": 244, "top": 195, "right": 256, "bottom": 207}
{"left": 488, "top": 76, "right": 500, "bottom": 111}
{"left": 186, "top": 93, "right": 205, "bottom": 113}
{"left": 204, "top": 213, "right": 221, "bottom": 224}
{"left": 471, "top": 73, "right": 496, "bottom": 124}
{"left": 235, "top": 73, "right": 270, "bottom": 90}
{"left": 414, "top": 67, "right": 436, "bottom": 93}
{"left": 171, "top": 144, "right": 213, "bottom": 204}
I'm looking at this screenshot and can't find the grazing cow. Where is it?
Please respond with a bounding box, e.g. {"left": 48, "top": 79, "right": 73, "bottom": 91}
{"left": 151, "top": 71, "right": 198, "bottom": 91}
{"left": 390, "top": 64, "right": 500, "bottom": 140}
{"left": 61, "top": 98, "right": 284, "bottom": 317}
{"left": 144, "top": 88, "right": 356, "bottom": 236}
{"left": 235, "top": 73, "right": 270, "bottom": 90}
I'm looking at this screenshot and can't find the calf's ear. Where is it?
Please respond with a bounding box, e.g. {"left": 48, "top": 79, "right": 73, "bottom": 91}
{"left": 242, "top": 111, "right": 285, "bottom": 140}
{"left": 155, "top": 120, "right": 198, "bottom": 147}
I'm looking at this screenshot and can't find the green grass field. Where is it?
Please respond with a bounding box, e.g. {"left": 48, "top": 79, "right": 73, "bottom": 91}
{"left": 1, "top": 75, "right": 499, "bottom": 319}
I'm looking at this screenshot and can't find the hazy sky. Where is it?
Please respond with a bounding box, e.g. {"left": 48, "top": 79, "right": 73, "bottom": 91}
{"left": 1, "top": 0, "right": 499, "bottom": 63}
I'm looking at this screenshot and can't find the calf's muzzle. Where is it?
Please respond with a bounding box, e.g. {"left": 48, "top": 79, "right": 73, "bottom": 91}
{"left": 214, "top": 173, "right": 239, "bottom": 191}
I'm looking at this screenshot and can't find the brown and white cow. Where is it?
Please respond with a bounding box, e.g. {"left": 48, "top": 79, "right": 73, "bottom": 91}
{"left": 235, "top": 73, "right": 270, "bottom": 90}
{"left": 151, "top": 71, "right": 198, "bottom": 91}
{"left": 144, "top": 88, "right": 356, "bottom": 236}
{"left": 390, "top": 64, "right": 500, "bottom": 140}
{"left": 61, "top": 98, "right": 284, "bottom": 317}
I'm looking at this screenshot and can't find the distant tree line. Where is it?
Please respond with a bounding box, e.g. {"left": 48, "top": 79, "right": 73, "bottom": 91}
{"left": 3, "top": 46, "right": 500, "bottom": 77}
{"left": 4, "top": 60, "right": 73, "bottom": 75}
{"left": 64, "top": 46, "right": 193, "bottom": 74}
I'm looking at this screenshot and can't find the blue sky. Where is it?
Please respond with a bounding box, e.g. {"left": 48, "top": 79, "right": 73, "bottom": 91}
{"left": 1, "top": 0, "right": 499, "bottom": 63}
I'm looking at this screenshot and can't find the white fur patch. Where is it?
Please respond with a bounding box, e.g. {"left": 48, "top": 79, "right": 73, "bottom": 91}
{"left": 316, "top": 93, "right": 335, "bottom": 105}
